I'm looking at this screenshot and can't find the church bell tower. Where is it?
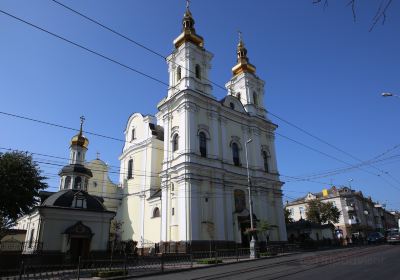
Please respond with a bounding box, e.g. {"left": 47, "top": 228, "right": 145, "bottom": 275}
{"left": 166, "top": 1, "right": 213, "bottom": 98}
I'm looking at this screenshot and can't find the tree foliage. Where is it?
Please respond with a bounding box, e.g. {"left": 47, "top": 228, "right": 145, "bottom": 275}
{"left": 284, "top": 208, "right": 294, "bottom": 224}
{"left": 0, "top": 151, "right": 47, "bottom": 232}
{"left": 305, "top": 199, "right": 340, "bottom": 225}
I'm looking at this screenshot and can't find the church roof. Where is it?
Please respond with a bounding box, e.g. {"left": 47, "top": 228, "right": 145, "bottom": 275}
{"left": 59, "top": 164, "right": 93, "bottom": 177}
{"left": 41, "top": 189, "right": 107, "bottom": 212}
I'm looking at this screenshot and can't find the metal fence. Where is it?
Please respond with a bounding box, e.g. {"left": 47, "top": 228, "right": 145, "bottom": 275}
{"left": 0, "top": 244, "right": 301, "bottom": 279}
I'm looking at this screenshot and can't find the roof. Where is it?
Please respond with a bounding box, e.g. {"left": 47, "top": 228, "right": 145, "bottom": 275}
{"left": 59, "top": 164, "right": 93, "bottom": 177}
{"left": 41, "top": 189, "right": 106, "bottom": 212}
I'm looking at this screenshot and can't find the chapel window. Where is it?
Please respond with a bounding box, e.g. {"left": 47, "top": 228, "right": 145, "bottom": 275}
{"left": 199, "top": 132, "right": 207, "bottom": 157}
{"left": 232, "top": 143, "right": 240, "bottom": 166}
{"left": 74, "top": 176, "right": 82, "bottom": 189}
{"left": 127, "top": 159, "right": 133, "bottom": 179}
{"left": 65, "top": 176, "right": 71, "bottom": 189}
{"left": 28, "top": 229, "right": 35, "bottom": 248}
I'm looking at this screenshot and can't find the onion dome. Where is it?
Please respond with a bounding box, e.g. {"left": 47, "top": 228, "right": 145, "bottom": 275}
{"left": 70, "top": 116, "right": 89, "bottom": 148}
{"left": 173, "top": 1, "right": 204, "bottom": 49}
{"left": 232, "top": 32, "right": 256, "bottom": 76}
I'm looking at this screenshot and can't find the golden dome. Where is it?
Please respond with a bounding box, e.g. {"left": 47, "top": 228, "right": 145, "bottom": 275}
{"left": 70, "top": 116, "right": 89, "bottom": 148}
{"left": 173, "top": 2, "right": 204, "bottom": 49}
{"left": 232, "top": 32, "right": 256, "bottom": 76}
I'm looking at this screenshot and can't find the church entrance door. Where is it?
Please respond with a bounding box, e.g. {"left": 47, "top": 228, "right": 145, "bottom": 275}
{"left": 70, "top": 237, "right": 90, "bottom": 262}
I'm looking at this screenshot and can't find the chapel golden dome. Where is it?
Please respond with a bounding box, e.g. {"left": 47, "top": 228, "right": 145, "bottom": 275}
{"left": 232, "top": 32, "right": 256, "bottom": 76}
{"left": 70, "top": 116, "right": 89, "bottom": 149}
{"left": 173, "top": 1, "right": 204, "bottom": 49}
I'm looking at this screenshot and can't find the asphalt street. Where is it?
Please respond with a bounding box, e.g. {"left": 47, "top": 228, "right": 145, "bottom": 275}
{"left": 138, "top": 245, "right": 400, "bottom": 280}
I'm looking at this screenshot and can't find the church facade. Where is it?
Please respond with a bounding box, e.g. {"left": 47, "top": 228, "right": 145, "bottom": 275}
{"left": 116, "top": 5, "right": 287, "bottom": 250}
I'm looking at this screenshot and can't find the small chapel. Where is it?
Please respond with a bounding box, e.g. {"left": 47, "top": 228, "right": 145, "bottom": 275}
{"left": 15, "top": 118, "right": 119, "bottom": 260}
{"left": 115, "top": 3, "right": 287, "bottom": 251}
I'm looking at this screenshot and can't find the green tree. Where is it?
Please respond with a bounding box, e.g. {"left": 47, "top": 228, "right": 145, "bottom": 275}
{"left": 0, "top": 151, "right": 47, "bottom": 235}
{"left": 284, "top": 208, "right": 294, "bottom": 224}
{"left": 305, "top": 199, "right": 340, "bottom": 225}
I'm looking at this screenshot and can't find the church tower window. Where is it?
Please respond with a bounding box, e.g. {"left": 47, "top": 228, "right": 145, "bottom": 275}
{"left": 172, "top": 134, "right": 179, "bottom": 152}
{"left": 253, "top": 92, "right": 258, "bottom": 106}
{"left": 262, "top": 150, "right": 270, "bottom": 173}
{"left": 232, "top": 143, "right": 240, "bottom": 166}
{"left": 127, "top": 159, "right": 133, "bottom": 179}
{"left": 199, "top": 132, "right": 207, "bottom": 157}
{"left": 177, "top": 66, "right": 182, "bottom": 81}
{"left": 195, "top": 64, "right": 201, "bottom": 79}
{"left": 74, "top": 176, "right": 82, "bottom": 189}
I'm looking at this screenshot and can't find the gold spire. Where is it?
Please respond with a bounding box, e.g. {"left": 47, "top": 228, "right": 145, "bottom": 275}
{"left": 70, "top": 116, "right": 89, "bottom": 148}
{"left": 173, "top": 0, "right": 204, "bottom": 49}
{"left": 232, "top": 31, "right": 256, "bottom": 76}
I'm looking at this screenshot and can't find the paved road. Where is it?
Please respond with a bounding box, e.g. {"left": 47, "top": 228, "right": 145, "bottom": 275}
{"left": 138, "top": 245, "right": 400, "bottom": 280}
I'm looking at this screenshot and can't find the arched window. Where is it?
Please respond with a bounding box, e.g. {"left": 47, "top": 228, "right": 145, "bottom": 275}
{"left": 232, "top": 143, "right": 240, "bottom": 166}
{"left": 74, "top": 176, "right": 82, "bottom": 189}
{"left": 153, "top": 207, "right": 160, "bottom": 218}
{"left": 64, "top": 176, "right": 71, "bottom": 189}
{"left": 127, "top": 159, "right": 133, "bottom": 179}
{"left": 199, "top": 132, "right": 207, "bottom": 157}
{"left": 262, "top": 150, "right": 270, "bottom": 173}
{"left": 234, "top": 189, "right": 246, "bottom": 212}
{"left": 253, "top": 92, "right": 258, "bottom": 106}
{"left": 230, "top": 102, "right": 235, "bottom": 110}
{"left": 177, "top": 66, "right": 182, "bottom": 81}
{"left": 195, "top": 64, "right": 201, "bottom": 79}
{"left": 172, "top": 134, "right": 179, "bottom": 152}
{"left": 131, "top": 128, "right": 136, "bottom": 141}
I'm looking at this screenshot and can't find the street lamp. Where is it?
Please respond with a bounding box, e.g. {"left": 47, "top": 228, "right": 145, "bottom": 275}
{"left": 381, "top": 92, "right": 400, "bottom": 98}
{"left": 244, "top": 138, "right": 259, "bottom": 259}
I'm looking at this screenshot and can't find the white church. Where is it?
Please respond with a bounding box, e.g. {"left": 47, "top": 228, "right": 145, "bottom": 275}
{"left": 15, "top": 4, "right": 287, "bottom": 256}
{"left": 116, "top": 5, "right": 287, "bottom": 251}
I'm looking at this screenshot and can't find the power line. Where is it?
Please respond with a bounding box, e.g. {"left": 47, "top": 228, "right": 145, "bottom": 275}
{"left": 1, "top": 8, "right": 399, "bottom": 191}
{"left": 48, "top": 0, "right": 400, "bottom": 184}
{"left": 0, "top": 9, "right": 169, "bottom": 87}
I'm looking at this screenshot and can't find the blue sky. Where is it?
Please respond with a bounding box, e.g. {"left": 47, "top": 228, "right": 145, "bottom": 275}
{"left": 0, "top": 1, "right": 399, "bottom": 209}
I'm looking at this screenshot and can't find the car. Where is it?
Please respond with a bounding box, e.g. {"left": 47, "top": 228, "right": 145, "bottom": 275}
{"left": 386, "top": 231, "right": 400, "bottom": 244}
{"left": 367, "top": 232, "right": 386, "bottom": 244}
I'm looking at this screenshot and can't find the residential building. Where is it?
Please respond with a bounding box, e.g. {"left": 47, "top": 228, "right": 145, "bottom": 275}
{"left": 285, "top": 186, "right": 396, "bottom": 238}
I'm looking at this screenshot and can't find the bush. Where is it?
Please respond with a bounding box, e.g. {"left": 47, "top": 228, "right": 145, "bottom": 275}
{"left": 91, "top": 270, "right": 127, "bottom": 278}
{"left": 197, "top": 259, "right": 223, "bottom": 264}
{"left": 260, "top": 252, "right": 278, "bottom": 257}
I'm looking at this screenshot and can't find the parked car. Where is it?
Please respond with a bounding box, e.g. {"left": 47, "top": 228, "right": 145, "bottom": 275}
{"left": 367, "top": 232, "right": 385, "bottom": 244}
{"left": 386, "top": 231, "right": 400, "bottom": 244}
